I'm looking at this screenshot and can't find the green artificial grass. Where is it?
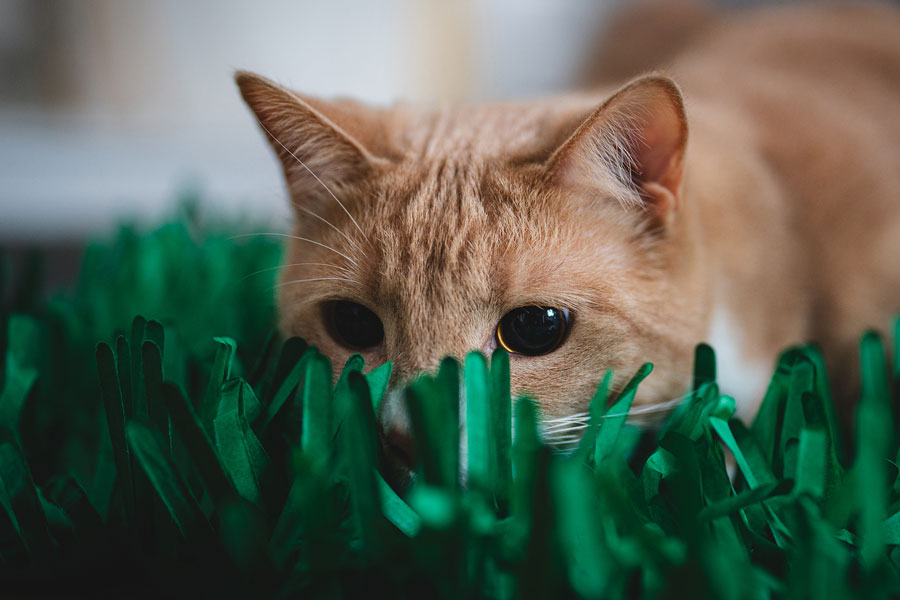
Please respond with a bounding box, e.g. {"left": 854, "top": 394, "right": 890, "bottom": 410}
{"left": 1, "top": 212, "right": 899, "bottom": 598}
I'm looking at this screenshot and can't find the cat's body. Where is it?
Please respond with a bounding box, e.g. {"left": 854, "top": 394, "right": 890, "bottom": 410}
{"left": 237, "top": 2, "right": 900, "bottom": 461}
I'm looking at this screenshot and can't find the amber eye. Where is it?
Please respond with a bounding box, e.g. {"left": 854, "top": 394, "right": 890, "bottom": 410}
{"left": 326, "top": 300, "right": 384, "bottom": 350}
{"left": 496, "top": 306, "right": 569, "bottom": 356}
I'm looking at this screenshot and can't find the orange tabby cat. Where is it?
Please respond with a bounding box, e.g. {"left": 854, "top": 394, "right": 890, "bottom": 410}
{"left": 237, "top": 3, "right": 900, "bottom": 464}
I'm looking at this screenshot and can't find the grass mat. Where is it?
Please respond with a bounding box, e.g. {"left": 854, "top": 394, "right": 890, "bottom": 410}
{"left": 1, "top": 214, "right": 899, "bottom": 598}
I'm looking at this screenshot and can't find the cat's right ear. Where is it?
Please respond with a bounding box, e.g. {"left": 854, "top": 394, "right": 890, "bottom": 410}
{"left": 235, "top": 70, "right": 383, "bottom": 204}
{"left": 546, "top": 75, "right": 688, "bottom": 228}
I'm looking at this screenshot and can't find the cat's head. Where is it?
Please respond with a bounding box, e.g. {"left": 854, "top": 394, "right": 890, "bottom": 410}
{"left": 237, "top": 71, "right": 707, "bottom": 464}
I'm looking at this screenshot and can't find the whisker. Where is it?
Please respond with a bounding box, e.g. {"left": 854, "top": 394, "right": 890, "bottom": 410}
{"left": 293, "top": 204, "right": 365, "bottom": 255}
{"left": 255, "top": 119, "right": 369, "bottom": 242}
{"left": 601, "top": 396, "right": 686, "bottom": 419}
{"left": 274, "top": 277, "right": 362, "bottom": 289}
{"left": 237, "top": 262, "right": 353, "bottom": 283}
{"left": 539, "top": 390, "right": 698, "bottom": 439}
{"left": 541, "top": 419, "right": 590, "bottom": 433}
{"left": 229, "top": 233, "right": 359, "bottom": 267}
{"left": 541, "top": 424, "right": 589, "bottom": 436}
{"left": 542, "top": 411, "right": 589, "bottom": 424}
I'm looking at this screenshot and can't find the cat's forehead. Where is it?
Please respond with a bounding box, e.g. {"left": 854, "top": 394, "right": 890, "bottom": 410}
{"left": 367, "top": 157, "right": 511, "bottom": 308}
{"left": 387, "top": 98, "right": 594, "bottom": 162}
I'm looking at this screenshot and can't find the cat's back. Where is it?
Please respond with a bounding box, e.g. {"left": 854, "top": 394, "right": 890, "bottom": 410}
{"left": 673, "top": 3, "right": 900, "bottom": 130}
{"left": 669, "top": 2, "right": 900, "bottom": 396}
{"left": 673, "top": 3, "right": 900, "bottom": 213}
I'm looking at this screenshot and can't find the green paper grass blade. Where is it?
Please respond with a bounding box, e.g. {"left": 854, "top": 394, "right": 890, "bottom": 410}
{"left": 141, "top": 340, "right": 169, "bottom": 442}
{"left": 96, "top": 341, "right": 134, "bottom": 523}
{"left": 0, "top": 361, "right": 36, "bottom": 437}
{"left": 0, "top": 435, "right": 53, "bottom": 557}
{"left": 511, "top": 398, "right": 540, "bottom": 521}
{"left": 157, "top": 323, "right": 186, "bottom": 394}
{"left": 554, "top": 461, "right": 612, "bottom": 597}
{"left": 406, "top": 357, "right": 462, "bottom": 489}
{"left": 855, "top": 331, "right": 892, "bottom": 569}
{"left": 217, "top": 496, "right": 270, "bottom": 575}
{"left": 4, "top": 315, "right": 40, "bottom": 372}
{"left": 115, "top": 336, "right": 133, "bottom": 418}
{"left": 0, "top": 316, "right": 39, "bottom": 431}
{"left": 595, "top": 363, "right": 652, "bottom": 465}
{"left": 406, "top": 376, "right": 449, "bottom": 487}
{"left": 336, "top": 353, "right": 365, "bottom": 391}
{"left": 693, "top": 343, "right": 716, "bottom": 390}
{"left": 161, "top": 382, "right": 235, "bottom": 505}
{"left": 214, "top": 380, "right": 268, "bottom": 505}
{"left": 697, "top": 482, "right": 780, "bottom": 521}
{"left": 300, "top": 354, "right": 332, "bottom": 462}
{"left": 752, "top": 353, "right": 792, "bottom": 463}
{"left": 145, "top": 318, "right": 165, "bottom": 351}
{"left": 574, "top": 370, "right": 612, "bottom": 461}
{"left": 710, "top": 418, "right": 761, "bottom": 493}
{"left": 339, "top": 371, "right": 382, "bottom": 554}
{"left": 269, "top": 452, "right": 339, "bottom": 572}
{"left": 199, "top": 337, "right": 237, "bottom": 435}
{"left": 247, "top": 331, "right": 277, "bottom": 388}
{"left": 794, "top": 428, "right": 826, "bottom": 499}
{"left": 377, "top": 474, "right": 421, "bottom": 537}
{"left": 127, "top": 422, "right": 209, "bottom": 540}
{"left": 465, "top": 352, "right": 491, "bottom": 494}
{"left": 882, "top": 509, "right": 900, "bottom": 545}
{"left": 331, "top": 352, "right": 366, "bottom": 439}
{"left": 130, "top": 316, "right": 148, "bottom": 420}
{"left": 260, "top": 347, "right": 314, "bottom": 432}
{"left": 43, "top": 476, "right": 103, "bottom": 534}
{"left": 365, "top": 361, "right": 393, "bottom": 412}
{"left": 405, "top": 484, "right": 458, "bottom": 530}
{"left": 518, "top": 445, "right": 555, "bottom": 599}
{"left": 238, "top": 385, "right": 268, "bottom": 474}
{"left": 801, "top": 345, "right": 845, "bottom": 464}
{"left": 437, "top": 356, "right": 461, "bottom": 489}
{"left": 726, "top": 419, "right": 777, "bottom": 489}
{"left": 661, "top": 380, "right": 717, "bottom": 442}
{"left": 895, "top": 317, "right": 900, "bottom": 379}
{"left": 259, "top": 337, "right": 307, "bottom": 404}
{"left": 799, "top": 390, "right": 844, "bottom": 501}
{"left": 490, "top": 348, "right": 512, "bottom": 514}
{"left": 780, "top": 357, "right": 815, "bottom": 478}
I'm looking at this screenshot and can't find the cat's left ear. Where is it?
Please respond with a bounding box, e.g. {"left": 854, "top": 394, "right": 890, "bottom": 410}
{"left": 235, "top": 70, "right": 387, "bottom": 207}
{"left": 547, "top": 75, "right": 687, "bottom": 226}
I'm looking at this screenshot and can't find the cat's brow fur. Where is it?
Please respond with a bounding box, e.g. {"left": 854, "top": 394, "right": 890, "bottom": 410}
{"left": 238, "top": 3, "right": 900, "bottom": 433}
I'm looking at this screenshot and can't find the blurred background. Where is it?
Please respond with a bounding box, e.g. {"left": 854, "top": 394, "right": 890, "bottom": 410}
{"left": 0, "top": 0, "right": 630, "bottom": 247}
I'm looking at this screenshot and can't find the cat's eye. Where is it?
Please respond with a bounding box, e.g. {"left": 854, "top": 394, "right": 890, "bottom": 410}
{"left": 326, "top": 300, "right": 384, "bottom": 350}
{"left": 496, "top": 306, "right": 569, "bottom": 356}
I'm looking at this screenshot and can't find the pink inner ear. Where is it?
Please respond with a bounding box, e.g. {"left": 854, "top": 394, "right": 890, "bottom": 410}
{"left": 546, "top": 76, "right": 687, "bottom": 213}
{"left": 637, "top": 106, "right": 684, "bottom": 183}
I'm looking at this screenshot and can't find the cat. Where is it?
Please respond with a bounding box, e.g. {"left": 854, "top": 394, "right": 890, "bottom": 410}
{"left": 236, "top": 2, "right": 900, "bottom": 470}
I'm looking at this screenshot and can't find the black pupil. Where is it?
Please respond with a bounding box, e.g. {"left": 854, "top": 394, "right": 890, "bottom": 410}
{"left": 331, "top": 301, "right": 384, "bottom": 349}
{"left": 498, "top": 306, "right": 567, "bottom": 356}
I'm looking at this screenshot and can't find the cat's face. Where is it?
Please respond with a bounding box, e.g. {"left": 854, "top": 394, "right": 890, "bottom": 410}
{"left": 238, "top": 72, "right": 707, "bottom": 454}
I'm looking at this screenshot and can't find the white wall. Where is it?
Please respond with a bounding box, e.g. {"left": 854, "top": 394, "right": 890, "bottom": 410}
{"left": 0, "top": 0, "right": 619, "bottom": 241}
